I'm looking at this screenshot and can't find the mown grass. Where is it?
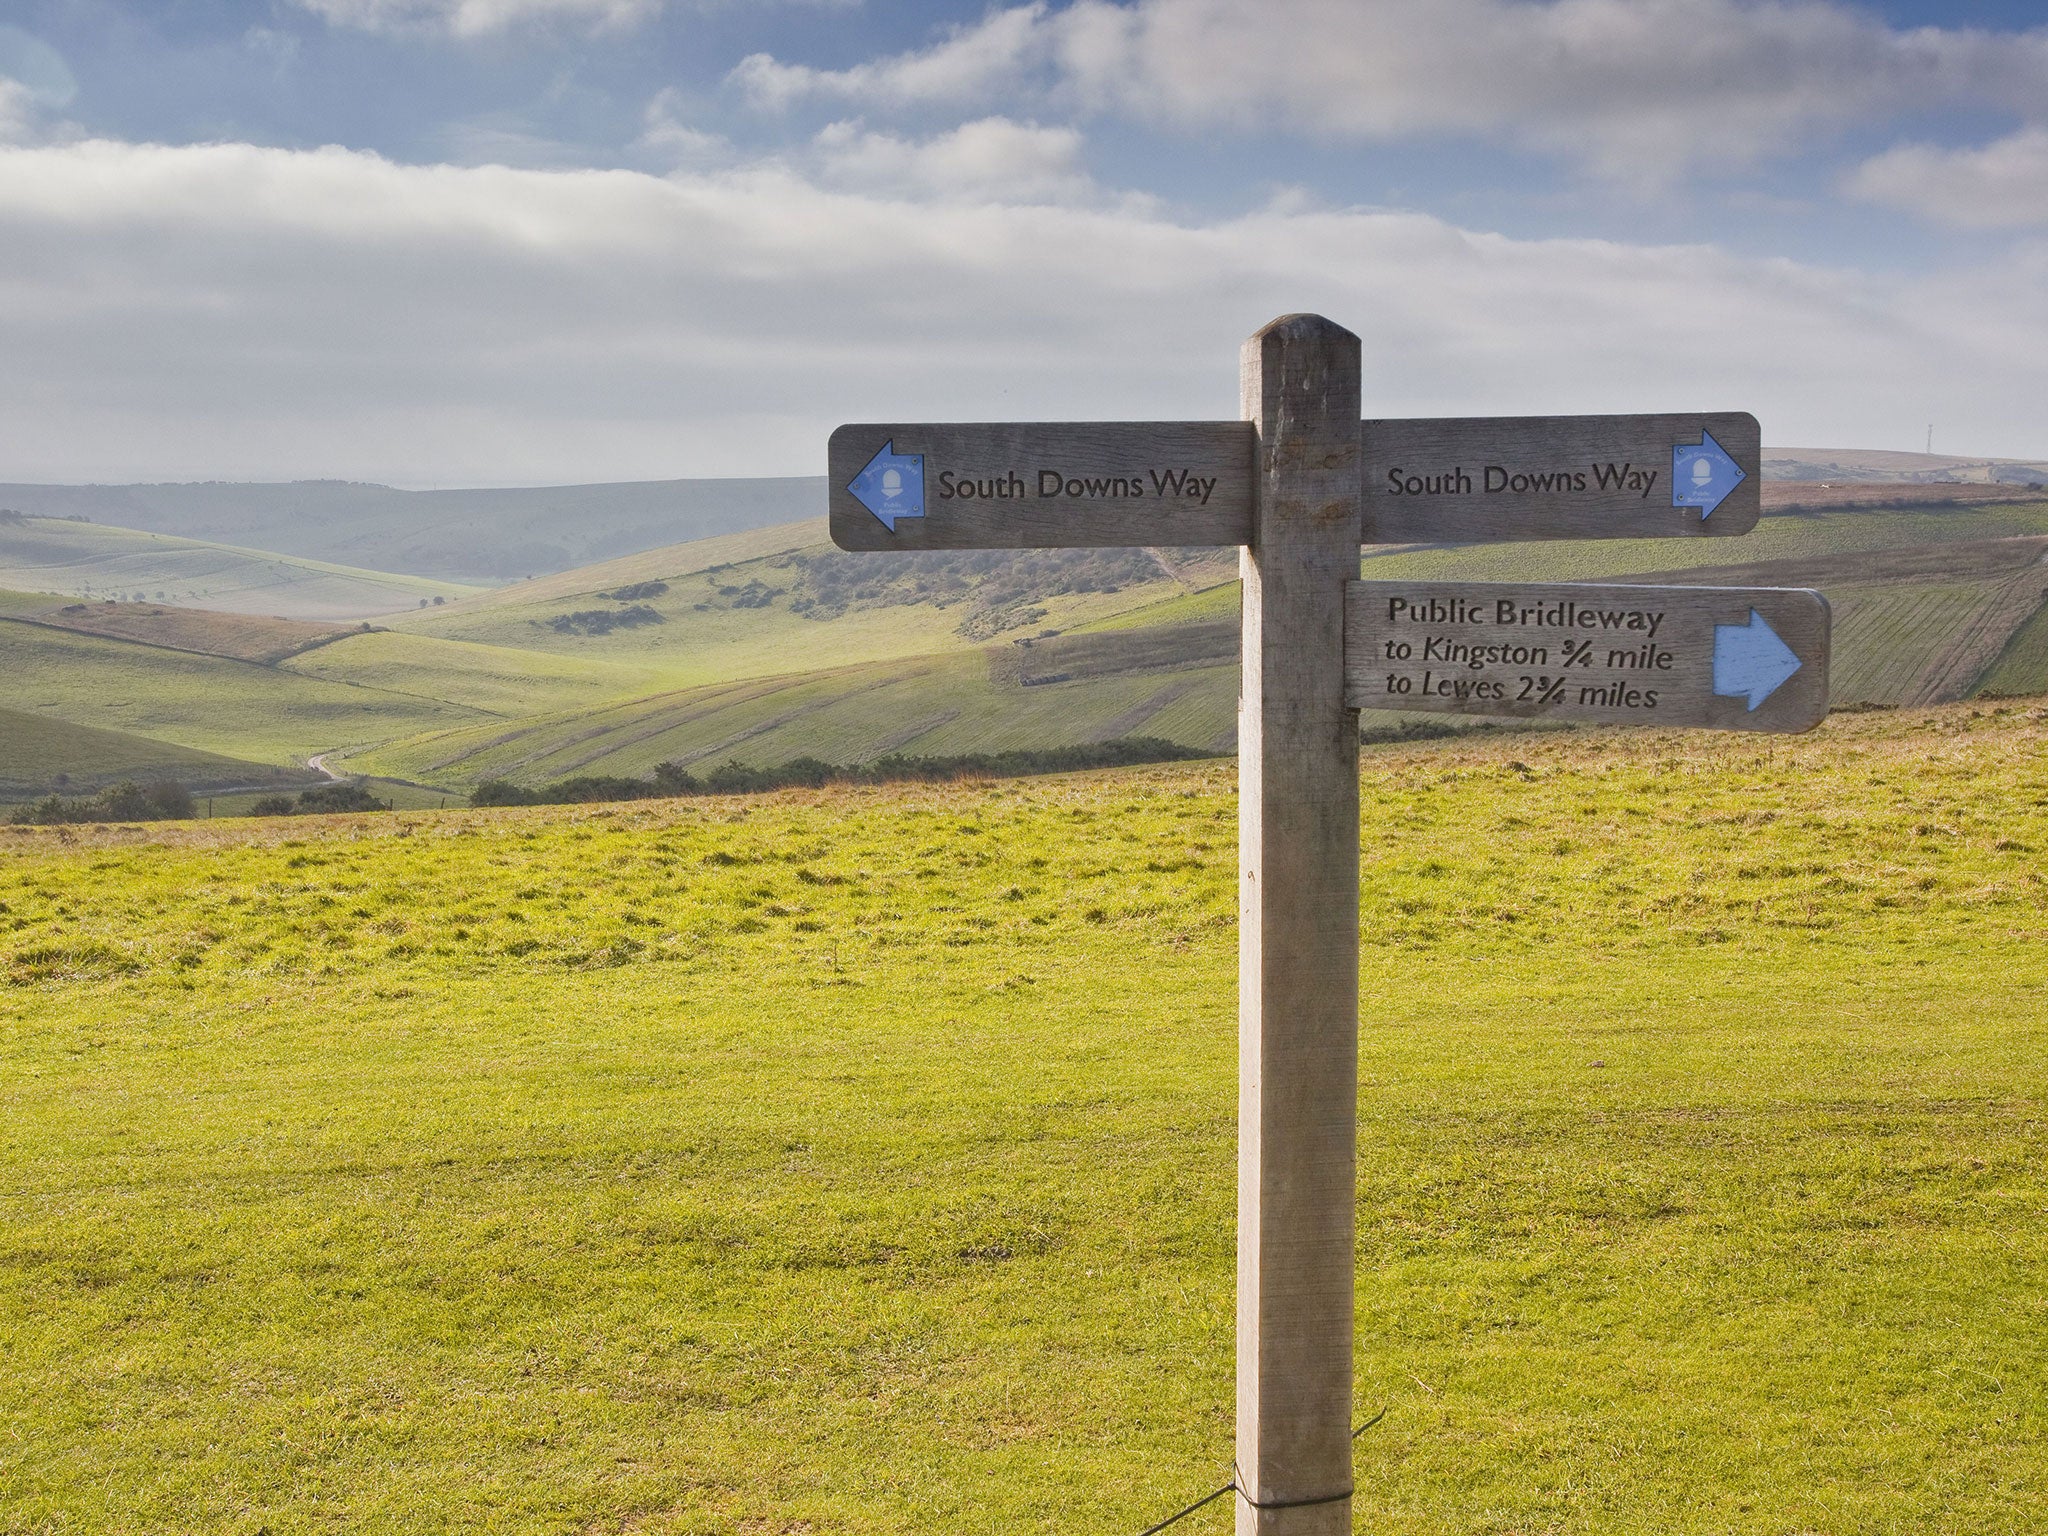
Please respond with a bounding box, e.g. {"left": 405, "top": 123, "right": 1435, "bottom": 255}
{"left": 2, "top": 703, "right": 2045, "bottom": 1533}
{"left": 1827, "top": 581, "right": 2025, "bottom": 703}
{"left": 1983, "top": 597, "right": 2048, "bottom": 698}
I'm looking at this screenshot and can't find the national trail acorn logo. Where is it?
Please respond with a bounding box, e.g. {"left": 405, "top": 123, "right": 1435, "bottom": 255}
{"left": 848, "top": 442, "right": 926, "bottom": 531}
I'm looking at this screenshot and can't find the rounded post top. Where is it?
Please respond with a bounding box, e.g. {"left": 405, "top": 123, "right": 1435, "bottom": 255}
{"left": 1247, "top": 313, "right": 1359, "bottom": 348}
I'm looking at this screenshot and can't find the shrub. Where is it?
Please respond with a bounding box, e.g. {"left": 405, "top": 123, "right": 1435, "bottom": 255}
{"left": 245, "top": 784, "right": 390, "bottom": 817}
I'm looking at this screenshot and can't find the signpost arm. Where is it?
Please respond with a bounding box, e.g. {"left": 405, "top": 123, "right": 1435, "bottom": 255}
{"left": 1237, "top": 314, "right": 1362, "bottom": 1535}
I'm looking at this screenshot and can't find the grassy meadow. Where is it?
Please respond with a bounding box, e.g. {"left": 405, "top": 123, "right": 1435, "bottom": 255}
{"left": 2, "top": 702, "right": 2044, "bottom": 1533}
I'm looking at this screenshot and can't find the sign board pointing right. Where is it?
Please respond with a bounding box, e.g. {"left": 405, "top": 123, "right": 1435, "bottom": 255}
{"left": 1361, "top": 411, "right": 1760, "bottom": 543}
{"left": 1343, "top": 578, "right": 1829, "bottom": 732}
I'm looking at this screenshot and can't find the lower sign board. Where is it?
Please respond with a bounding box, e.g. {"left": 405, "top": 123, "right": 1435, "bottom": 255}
{"left": 1343, "top": 579, "right": 1829, "bottom": 733}
{"left": 830, "top": 421, "right": 1253, "bottom": 550}
{"left": 1361, "top": 411, "right": 1761, "bottom": 544}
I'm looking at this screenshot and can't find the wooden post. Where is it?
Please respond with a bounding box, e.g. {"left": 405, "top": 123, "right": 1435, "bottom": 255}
{"left": 1237, "top": 314, "right": 1362, "bottom": 1534}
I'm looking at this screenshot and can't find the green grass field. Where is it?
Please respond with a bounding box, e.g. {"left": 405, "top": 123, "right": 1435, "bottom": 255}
{"left": 2, "top": 703, "right": 2043, "bottom": 1533}
{"left": 0, "top": 517, "right": 478, "bottom": 621}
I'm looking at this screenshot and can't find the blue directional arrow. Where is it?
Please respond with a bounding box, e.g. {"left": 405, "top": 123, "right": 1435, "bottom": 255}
{"left": 1672, "top": 429, "right": 1747, "bottom": 520}
{"left": 847, "top": 440, "right": 925, "bottom": 532}
{"left": 1714, "top": 608, "right": 1802, "bottom": 710}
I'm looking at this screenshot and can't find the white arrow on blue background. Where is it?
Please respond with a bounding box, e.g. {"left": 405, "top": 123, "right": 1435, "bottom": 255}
{"left": 848, "top": 441, "right": 925, "bottom": 531}
{"left": 1672, "top": 430, "right": 1747, "bottom": 520}
{"left": 1713, "top": 609, "right": 1802, "bottom": 710}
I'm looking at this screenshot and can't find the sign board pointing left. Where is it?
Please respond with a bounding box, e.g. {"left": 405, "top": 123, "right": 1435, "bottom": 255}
{"left": 829, "top": 422, "right": 1253, "bottom": 550}
{"left": 1343, "top": 578, "right": 1829, "bottom": 732}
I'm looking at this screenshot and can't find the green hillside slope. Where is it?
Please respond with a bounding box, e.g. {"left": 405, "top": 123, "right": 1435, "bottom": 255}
{"left": 0, "top": 616, "right": 485, "bottom": 764}
{"left": 0, "top": 707, "right": 307, "bottom": 800}
{"left": 341, "top": 518, "right": 2048, "bottom": 789}
{"left": 1982, "top": 598, "right": 2048, "bottom": 697}
{"left": 14, "top": 499, "right": 2048, "bottom": 794}
{"left": 0, "top": 515, "right": 478, "bottom": 620}
{"left": 278, "top": 631, "right": 674, "bottom": 717}
{"left": 341, "top": 646, "right": 1242, "bottom": 787}
{"left": 391, "top": 529, "right": 1233, "bottom": 682}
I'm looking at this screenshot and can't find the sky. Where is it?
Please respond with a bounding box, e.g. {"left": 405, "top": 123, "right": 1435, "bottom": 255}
{"left": 1, "top": 0, "right": 2046, "bottom": 487}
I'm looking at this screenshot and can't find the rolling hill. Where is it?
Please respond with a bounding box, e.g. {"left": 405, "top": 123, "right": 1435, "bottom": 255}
{"left": 1764, "top": 446, "right": 2048, "bottom": 484}
{"left": 0, "top": 475, "right": 825, "bottom": 583}
{"left": 0, "top": 608, "right": 488, "bottom": 766}
{"left": 0, "top": 707, "right": 311, "bottom": 801}
{"left": 7, "top": 484, "right": 2048, "bottom": 804}
{"left": 0, "top": 513, "right": 477, "bottom": 620}
{"left": 335, "top": 498, "right": 2048, "bottom": 788}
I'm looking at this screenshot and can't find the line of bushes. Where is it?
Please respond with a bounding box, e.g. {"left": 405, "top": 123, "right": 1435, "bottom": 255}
{"left": 469, "top": 737, "right": 1219, "bottom": 808}
{"left": 10, "top": 780, "right": 194, "bottom": 825}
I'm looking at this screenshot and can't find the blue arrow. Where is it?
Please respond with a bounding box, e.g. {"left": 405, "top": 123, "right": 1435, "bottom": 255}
{"left": 1672, "top": 429, "right": 1747, "bottom": 520}
{"left": 1714, "top": 609, "right": 1802, "bottom": 710}
{"left": 847, "top": 440, "right": 925, "bottom": 532}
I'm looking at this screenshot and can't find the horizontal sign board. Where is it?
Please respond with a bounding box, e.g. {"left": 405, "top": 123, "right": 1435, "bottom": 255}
{"left": 1361, "top": 412, "right": 1760, "bottom": 545}
{"left": 1343, "top": 578, "right": 1828, "bottom": 733}
{"left": 829, "top": 422, "right": 1254, "bottom": 550}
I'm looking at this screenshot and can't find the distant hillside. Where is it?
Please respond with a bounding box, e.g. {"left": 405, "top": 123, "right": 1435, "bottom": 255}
{"left": 0, "top": 516, "right": 477, "bottom": 620}
{"left": 0, "top": 476, "right": 825, "bottom": 583}
{"left": 1764, "top": 447, "right": 2048, "bottom": 485}
{"left": 9, "top": 488, "right": 2048, "bottom": 801}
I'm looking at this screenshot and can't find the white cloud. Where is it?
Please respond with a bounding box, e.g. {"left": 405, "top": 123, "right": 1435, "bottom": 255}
{"left": 637, "top": 88, "right": 733, "bottom": 167}
{"left": 732, "top": 0, "right": 2048, "bottom": 180}
{"left": 731, "top": 4, "right": 1054, "bottom": 113}
{"left": 0, "top": 137, "right": 2040, "bottom": 486}
{"left": 291, "top": 0, "right": 662, "bottom": 38}
{"left": 810, "top": 117, "right": 1096, "bottom": 204}
{"left": 1848, "top": 128, "right": 2048, "bottom": 229}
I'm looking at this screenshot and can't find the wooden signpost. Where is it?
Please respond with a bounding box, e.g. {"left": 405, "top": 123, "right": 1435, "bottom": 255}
{"left": 829, "top": 315, "right": 1829, "bottom": 1534}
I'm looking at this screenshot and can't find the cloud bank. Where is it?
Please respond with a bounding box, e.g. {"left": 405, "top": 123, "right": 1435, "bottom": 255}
{"left": 734, "top": 0, "right": 2048, "bottom": 180}
{"left": 0, "top": 137, "right": 2040, "bottom": 484}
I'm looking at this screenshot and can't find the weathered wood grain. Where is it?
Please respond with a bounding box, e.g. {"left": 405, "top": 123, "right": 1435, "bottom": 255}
{"left": 1237, "top": 315, "right": 1360, "bottom": 1536}
{"left": 828, "top": 422, "right": 1253, "bottom": 550}
{"left": 1361, "top": 411, "right": 1761, "bottom": 543}
{"left": 1344, "top": 579, "right": 1830, "bottom": 732}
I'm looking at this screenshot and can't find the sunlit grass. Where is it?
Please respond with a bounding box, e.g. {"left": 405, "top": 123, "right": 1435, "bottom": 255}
{"left": 2, "top": 701, "right": 2045, "bottom": 1533}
